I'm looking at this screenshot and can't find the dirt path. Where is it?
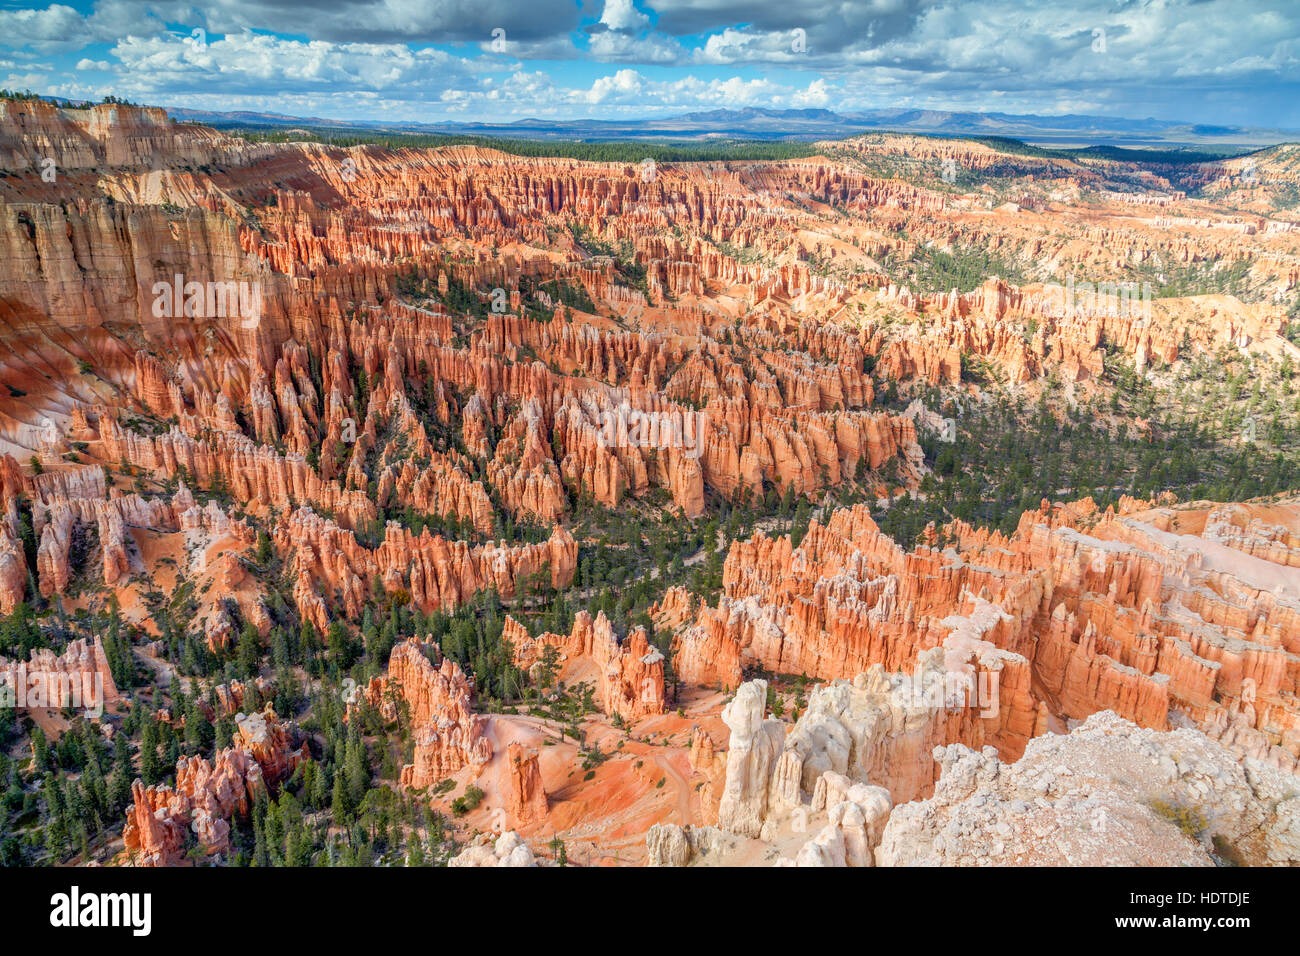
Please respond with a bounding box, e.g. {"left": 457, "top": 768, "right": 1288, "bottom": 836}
{"left": 652, "top": 752, "right": 692, "bottom": 826}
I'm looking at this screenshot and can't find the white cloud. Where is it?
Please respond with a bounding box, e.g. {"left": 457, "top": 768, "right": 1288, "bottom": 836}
{"left": 599, "top": 0, "right": 650, "bottom": 32}
{"left": 581, "top": 68, "right": 644, "bottom": 103}
{"left": 180, "top": 0, "right": 581, "bottom": 44}
{"left": 792, "top": 78, "right": 829, "bottom": 107}
{"left": 564, "top": 70, "right": 798, "bottom": 110}
{"left": 695, "top": 27, "right": 811, "bottom": 65}
{"left": 106, "top": 31, "right": 485, "bottom": 97}
{"left": 0, "top": 1, "right": 166, "bottom": 53}
{"left": 587, "top": 30, "right": 684, "bottom": 63}
{"left": 2, "top": 4, "right": 100, "bottom": 52}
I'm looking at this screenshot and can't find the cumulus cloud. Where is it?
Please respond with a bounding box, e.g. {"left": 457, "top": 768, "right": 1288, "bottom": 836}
{"left": 178, "top": 0, "right": 583, "bottom": 43}
{"left": 1, "top": 2, "right": 167, "bottom": 52}
{"left": 599, "top": 0, "right": 650, "bottom": 32}
{"left": 695, "top": 27, "right": 812, "bottom": 65}
{"left": 564, "top": 69, "right": 800, "bottom": 110}
{"left": 74, "top": 29, "right": 831, "bottom": 120}
{"left": 792, "top": 77, "right": 830, "bottom": 108}
{"left": 586, "top": 29, "right": 684, "bottom": 63}
{"left": 654, "top": 0, "right": 933, "bottom": 53}
{"left": 106, "top": 31, "right": 486, "bottom": 98}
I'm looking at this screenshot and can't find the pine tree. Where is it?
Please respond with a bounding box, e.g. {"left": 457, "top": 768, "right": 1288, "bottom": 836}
{"left": 237, "top": 623, "right": 261, "bottom": 678}
{"left": 82, "top": 752, "right": 108, "bottom": 818}
{"left": 406, "top": 836, "right": 425, "bottom": 866}
{"left": 31, "top": 726, "right": 51, "bottom": 772}
{"left": 252, "top": 805, "right": 269, "bottom": 868}
{"left": 108, "top": 734, "right": 132, "bottom": 813}
{"left": 311, "top": 760, "right": 329, "bottom": 810}
{"left": 331, "top": 773, "right": 350, "bottom": 826}
{"left": 140, "top": 719, "right": 161, "bottom": 785}
{"left": 345, "top": 729, "right": 368, "bottom": 808}
{"left": 285, "top": 822, "right": 308, "bottom": 867}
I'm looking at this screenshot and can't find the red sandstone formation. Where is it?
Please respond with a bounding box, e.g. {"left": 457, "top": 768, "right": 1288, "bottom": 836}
{"left": 366, "top": 638, "right": 491, "bottom": 788}
{"left": 504, "top": 743, "right": 548, "bottom": 827}
{"left": 0, "top": 105, "right": 944, "bottom": 540}
{"left": 868, "top": 279, "right": 1289, "bottom": 386}
{"left": 274, "top": 506, "right": 577, "bottom": 629}
{"left": 123, "top": 705, "right": 303, "bottom": 866}
{"left": 5, "top": 102, "right": 1300, "bottom": 868}
{"left": 506, "top": 610, "right": 666, "bottom": 720}
{"left": 672, "top": 495, "right": 1300, "bottom": 776}
{"left": 688, "top": 726, "right": 727, "bottom": 824}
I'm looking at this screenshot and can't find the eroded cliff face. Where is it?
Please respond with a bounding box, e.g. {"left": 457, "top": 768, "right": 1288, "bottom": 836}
{"left": 663, "top": 674, "right": 1300, "bottom": 867}
{"left": 275, "top": 506, "right": 576, "bottom": 630}
{"left": 10, "top": 105, "right": 1283, "bottom": 634}
{"left": 0, "top": 636, "right": 119, "bottom": 710}
{"left": 0, "top": 104, "right": 933, "bottom": 515}
{"left": 0, "top": 100, "right": 276, "bottom": 174}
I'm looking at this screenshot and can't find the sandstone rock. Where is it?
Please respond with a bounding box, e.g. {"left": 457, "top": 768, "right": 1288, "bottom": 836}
{"left": 508, "top": 610, "right": 665, "bottom": 720}
{"left": 367, "top": 638, "right": 491, "bottom": 788}
{"left": 0, "top": 638, "right": 119, "bottom": 713}
{"left": 674, "top": 495, "right": 1300, "bottom": 775}
{"left": 504, "top": 743, "right": 548, "bottom": 827}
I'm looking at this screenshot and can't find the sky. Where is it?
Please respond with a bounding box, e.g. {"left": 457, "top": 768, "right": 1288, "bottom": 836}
{"left": 2, "top": 0, "right": 1298, "bottom": 127}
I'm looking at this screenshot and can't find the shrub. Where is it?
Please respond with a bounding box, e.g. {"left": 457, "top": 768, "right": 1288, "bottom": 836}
{"left": 1148, "top": 798, "right": 1207, "bottom": 838}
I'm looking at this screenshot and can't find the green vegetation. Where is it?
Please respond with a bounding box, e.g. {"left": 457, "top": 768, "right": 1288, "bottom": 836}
{"left": 886, "top": 243, "right": 1029, "bottom": 296}
{"left": 449, "top": 784, "right": 485, "bottom": 816}
{"left": 232, "top": 126, "right": 819, "bottom": 163}
{"left": 1148, "top": 799, "right": 1208, "bottom": 838}
{"left": 870, "top": 337, "right": 1300, "bottom": 546}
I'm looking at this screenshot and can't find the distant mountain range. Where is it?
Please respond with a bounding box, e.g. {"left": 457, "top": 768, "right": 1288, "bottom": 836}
{"left": 162, "top": 104, "right": 1298, "bottom": 149}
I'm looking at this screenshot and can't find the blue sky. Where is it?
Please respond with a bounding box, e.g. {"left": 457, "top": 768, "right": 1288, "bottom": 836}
{"left": 3, "top": 0, "right": 1298, "bottom": 127}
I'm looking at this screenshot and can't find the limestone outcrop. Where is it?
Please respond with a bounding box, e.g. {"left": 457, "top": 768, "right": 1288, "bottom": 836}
{"left": 716, "top": 680, "right": 787, "bottom": 837}
{"left": 877, "top": 711, "right": 1300, "bottom": 867}
{"left": 448, "top": 831, "right": 537, "bottom": 867}
{"left": 645, "top": 824, "right": 732, "bottom": 867}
